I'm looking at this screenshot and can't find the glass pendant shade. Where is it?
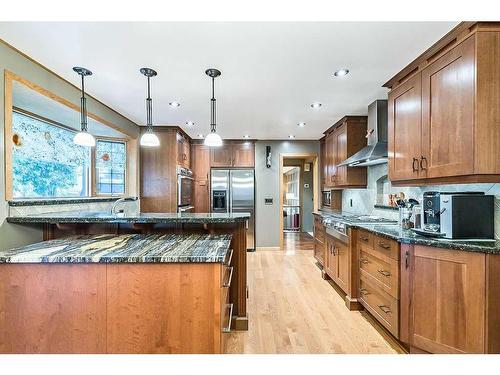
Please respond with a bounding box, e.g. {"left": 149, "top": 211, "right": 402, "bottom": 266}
{"left": 204, "top": 131, "right": 223, "bottom": 147}
{"left": 73, "top": 131, "right": 96, "bottom": 147}
{"left": 140, "top": 131, "right": 160, "bottom": 147}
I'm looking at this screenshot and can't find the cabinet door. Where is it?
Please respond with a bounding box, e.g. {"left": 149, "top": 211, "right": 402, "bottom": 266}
{"left": 411, "top": 245, "right": 485, "bottom": 353}
{"left": 320, "top": 139, "right": 326, "bottom": 187}
{"left": 314, "top": 239, "right": 325, "bottom": 266}
{"left": 334, "top": 126, "right": 347, "bottom": 186}
{"left": 177, "top": 136, "right": 185, "bottom": 166}
{"left": 232, "top": 142, "right": 255, "bottom": 167}
{"left": 211, "top": 144, "right": 233, "bottom": 167}
{"left": 325, "top": 133, "right": 336, "bottom": 186}
{"left": 183, "top": 141, "right": 191, "bottom": 169}
{"left": 388, "top": 73, "right": 422, "bottom": 181}
{"left": 335, "top": 239, "right": 349, "bottom": 293}
{"left": 421, "top": 36, "right": 475, "bottom": 178}
{"left": 325, "top": 235, "right": 337, "bottom": 277}
{"left": 191, "top": 144, "right": 211, "bottom": 182}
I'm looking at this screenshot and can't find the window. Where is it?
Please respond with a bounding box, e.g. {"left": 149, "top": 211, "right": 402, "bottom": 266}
{"left": 12, "top": 111, "right": 92, "bottom": 198}
{"left": 95, "top": 140, "right": 126, "bottom": 195}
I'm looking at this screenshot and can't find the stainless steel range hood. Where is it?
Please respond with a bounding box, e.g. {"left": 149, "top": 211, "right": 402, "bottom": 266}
{"left": 338, "top": 99, "right": 388, "bottom": 167}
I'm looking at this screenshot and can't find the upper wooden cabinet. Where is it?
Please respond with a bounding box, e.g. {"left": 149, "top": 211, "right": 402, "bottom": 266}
{"left": 323, "top": 116, "right": 368, "bottom": 188}
{"left": 191, "top": 143, "right": 211, "bottom": 213}
{"left": 176, "top": 132, "right": 191, "bottom": 169}
{"left": 211, "top": 141, "right": 255, "bottom": 168}
{"left": 386, "top": 22, "right": 500, "bottom": 184}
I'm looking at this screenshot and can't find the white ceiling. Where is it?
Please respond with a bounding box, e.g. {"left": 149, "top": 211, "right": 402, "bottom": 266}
{"left": 0, "top": 22, "right": 458, "bottom": 140}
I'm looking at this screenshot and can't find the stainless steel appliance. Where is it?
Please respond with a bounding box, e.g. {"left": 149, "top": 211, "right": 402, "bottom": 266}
{"left": 177, "top": 166, "right": 194, "bottom": 213}
{"left": 322, "top": 190, "right": 331, "bottom": 208}
{"left": 338, "top": 99, "right": 388, "bottom": 167}
{"left": 420, "top": 191, "right": 494, "bottom": 239}
{"left": 211, "top": 169, "right": 255, "bottom": 250}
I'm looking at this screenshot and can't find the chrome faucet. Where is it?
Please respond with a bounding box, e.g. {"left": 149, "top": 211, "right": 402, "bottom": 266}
{"left": 111, "top": 198, "right": 127, "bottom": 215}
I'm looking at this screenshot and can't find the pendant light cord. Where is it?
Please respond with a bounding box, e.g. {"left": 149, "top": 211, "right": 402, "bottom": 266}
{"left": 210, "top": 76, "right": 217, "bottom": 133}
{"left": 80, "top": 74, "right": 88, "bottom": 132}
{"left": 146, "top": 76, "right": 153, "bottom": 131}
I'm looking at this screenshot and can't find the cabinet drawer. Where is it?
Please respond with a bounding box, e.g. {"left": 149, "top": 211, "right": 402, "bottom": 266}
{"left": 357, "top": 229, "right": 373, "bottom": 248}
{"left": 373, "top": 235, "right": 400, "bottom": 261}
{"left": 359, "top": 249, "right": 399, "bottom": 299}
{"left": 359, "top": 274, "right": 399, "bottom": 339}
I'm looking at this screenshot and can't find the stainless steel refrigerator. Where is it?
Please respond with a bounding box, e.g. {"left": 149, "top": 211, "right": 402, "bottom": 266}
{"left": 211, "top": 169, "right": 255, "bottom": 251}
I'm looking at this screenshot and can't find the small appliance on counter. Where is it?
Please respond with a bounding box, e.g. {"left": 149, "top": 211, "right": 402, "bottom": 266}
{"left": 322, "top": 190, "right": 331, "bottom": 208}
{"left": 414, "top": 191, "right": 495, "bottom": 240}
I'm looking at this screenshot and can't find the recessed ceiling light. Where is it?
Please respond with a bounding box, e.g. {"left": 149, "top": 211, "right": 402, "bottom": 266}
{"left": 310, "top": 102, "right": 322, "bottom": 109}
{"left": 186, "top": 121, "right": 194, "bottom": 126}
{"left": 289, "top": 135, "right": 295, "bottom": 139}
{"left": 197, "top": 134, "right": 204, "bottom": 138}
{"left": 169, "top": 101, "right": 181, "bottom": 107}
{"left": 297, "top": 122, "right": 306, "bottom": 128}
{"left": 243, "top": 134, "right": 250, "bottom": 139}
{"left": 334, "top": 69, "right": 349, "bottom": 77}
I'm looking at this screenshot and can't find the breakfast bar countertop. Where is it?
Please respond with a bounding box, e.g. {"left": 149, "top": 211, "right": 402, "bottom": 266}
{"left": 7, "top": 211, "right": 250, "bottom": 224}
{"left": 0, "top": 233, "right": 232, "bottom": 263}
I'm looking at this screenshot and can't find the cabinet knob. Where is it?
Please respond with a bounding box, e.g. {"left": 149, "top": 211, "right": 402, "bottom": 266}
{"left": 360, "top": 258, "right": 369, "bottom": 264}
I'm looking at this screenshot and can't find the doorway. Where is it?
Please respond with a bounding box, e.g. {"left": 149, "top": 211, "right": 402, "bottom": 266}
{"left": 279, "top": 153, "right": 318, "bottom": 250}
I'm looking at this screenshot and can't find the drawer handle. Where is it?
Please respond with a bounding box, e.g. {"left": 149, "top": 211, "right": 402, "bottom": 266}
{"left": 377, "top": 269, "right": 391, "bottom": 277}
{"left": 223, "top": 266, "right": 234, "bottom": 288}
{"left": 420, "top": 155, "right": 427, "bottom": 171}
{"left": 360, "top": 236, "right": 369, "bottom": 242}
{"left": 378, "top": 305, "right": 391, "bottom": 314}
{"left": 412, "top": 157, "right": 419, "bottom": 172}
{"left": 360, "top": 258, "right": 369, "bottom": 264}
{"left": 359, "top": 288, "right": 370, "bottom": 296}
{"left": 222, "top": 303, "right": 233, "bottom": 333}
{"left": 378, "top": 242, "right": 390, "bottom": 250}
{"left": 225, "top": 249, "right": 233, "bottom": 266}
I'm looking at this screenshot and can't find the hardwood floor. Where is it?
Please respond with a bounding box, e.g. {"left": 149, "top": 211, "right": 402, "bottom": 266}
{"left": 226, "top": 233, "right": 400, "bottom": 354}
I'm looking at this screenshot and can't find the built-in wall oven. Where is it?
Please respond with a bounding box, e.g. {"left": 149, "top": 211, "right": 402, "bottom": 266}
{"left": 177, "top": 166, "right": 194, "bottom": 213}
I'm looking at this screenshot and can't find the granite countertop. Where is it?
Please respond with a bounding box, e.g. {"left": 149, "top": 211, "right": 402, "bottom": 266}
{"left": 0, "top": 233, "right": 232, "bottom": 263}
{"left": 314, "top": 210, "right": 500, "bottom": 254}
{"left": 7, "top": 211, "right": 251, "bottom": 224}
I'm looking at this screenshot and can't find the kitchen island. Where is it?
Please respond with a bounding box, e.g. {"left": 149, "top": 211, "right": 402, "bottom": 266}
{"left": 0, "top": 233, "right": 235, "bottom": 353}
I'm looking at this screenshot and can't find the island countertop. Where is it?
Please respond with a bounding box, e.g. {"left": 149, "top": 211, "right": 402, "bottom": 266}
{"left": 7, "top": 211, "right": 250, "bottom": 224}
{"left": 0, "top": 233, "right": 232, "bottom": 263}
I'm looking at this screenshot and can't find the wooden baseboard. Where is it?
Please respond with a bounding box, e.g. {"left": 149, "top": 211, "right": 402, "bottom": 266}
{"left": 256, "top": 246, "right": 281, "bottom": 251}
{"left": 345, "top": 296, "right": 363, "bottom": 311}
{"left": 233, "top": 315, "right": 249, "bottom": 331}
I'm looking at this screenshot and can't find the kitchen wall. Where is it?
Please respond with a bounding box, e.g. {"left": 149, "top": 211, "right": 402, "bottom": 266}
{"left": 341, "top": 163, "right": 500, "bottom": 239}
{"left": 0, "top": 40, "right": 140, "bottom": 251}
{"left": 255, "top": 140, "right": 320, "bottom": 248}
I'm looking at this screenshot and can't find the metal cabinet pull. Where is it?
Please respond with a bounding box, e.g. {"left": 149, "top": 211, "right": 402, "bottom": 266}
{"left": 360, "top": 258, "right": 369, "bottom": 264}
{"left": 378, "top": 305, "right": 391, "bottom": 314}
{"left": 223, "top": 266, "right": 234, "bottom": 288}
{"left": 420, "top": 155, "right": 428, "bottom": 170}
{"left": 378, "top": 269, "right": 391, "bottom": 277}
{"left": 360, "top": 236, "right": 369, "bottom": 242}
{"left": 378, "top": 242, "right": 390, "bottom": 250}
{"left": 412, "top": 157, "right": 419, "bottom": 172}
{"left": 405, "top": 249, "right": 409, "bottom": 269}
{"left": 359, "top": 288, "right": 369, "bottom": 296}
{"left": 222, "top": 303, "right": 233, "bottom": 333}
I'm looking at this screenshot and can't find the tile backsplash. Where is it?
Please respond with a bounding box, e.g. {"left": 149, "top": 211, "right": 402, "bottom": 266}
{"left": 341, "top": 163, "right": 500, "bottom": 239}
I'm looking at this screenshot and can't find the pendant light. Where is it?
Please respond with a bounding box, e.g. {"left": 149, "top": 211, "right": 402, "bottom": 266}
{"left": 72, "top": 67, "right": 96, "bottom": 147}
{"left": 204, "top": 68, "right": 223, "bottom": 147}
{"left": 139, "top": 67, "right": 160, "bottom": 147}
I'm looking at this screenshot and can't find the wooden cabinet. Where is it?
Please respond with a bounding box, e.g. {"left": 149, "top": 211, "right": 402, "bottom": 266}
{"left": 324, "top": 233, "right": 349, "bottom": 295}
{"left": 313, "top": 214, "right": 325, "bottom": 266}
{"left": 323, "top": 116, "right": 368, "bottom": 188}
{"left": 400, "top": 244, "right": 500, "bottom": 354}
{"left": 386, "top": 23, "right": 500, "bottom": 184}
{"left": 177, "top": 132, "right": 191, "bottom": 169}
{"left": 211, "top": 142, "right": 255, "bottom": 168}
{"left": 357, "top": 229, "right": 400, "bottom": 339}
{"left": 191, "top": 143, "right": 211, "bottom": 213}
{"left": 319, "top": 138, "right": 326, "bottom": 188}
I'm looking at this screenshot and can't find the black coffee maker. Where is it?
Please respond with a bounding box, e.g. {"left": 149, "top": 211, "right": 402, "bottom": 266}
{"left": 422, "top": 191, "right": 441, "bottom": 232}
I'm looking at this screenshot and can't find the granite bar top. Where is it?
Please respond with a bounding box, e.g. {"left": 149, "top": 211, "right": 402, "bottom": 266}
{"left": 8, "top": 197, "right": 138, "bottom": 207}
{"left": 7, "top": 211, "right": 251, "bottom": 224}
{"left": 314, "top": 210, "right": 500, "bottom": 254}
{"left": 0, "top": 233, "right": 232, "bottom": 263}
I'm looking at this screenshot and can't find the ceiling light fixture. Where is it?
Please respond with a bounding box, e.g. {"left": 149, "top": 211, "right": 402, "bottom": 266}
{"left": 297, "top": 122, "right": 306, "bottom": 128}
{"left": 197, "top": 134, "right": 204, "bottom": 138}
{"left": 289, "top": 135, "right": 295, "bottom": 139}
{"left": 139, "top": 68, "right": 160, "bottom": 147}
{"left": 243, "top": 134, "right": 250, "bottom": 139}
{"left": 186, "top": 121, "right": 195, "bottom": 126}
{"left": 310, "top": 102, "right": 322, "bottom": 109}
{"left": 169, "top": 101, "right": 180, "bottom": 107}
{"left": 334, "top": 68, "right": 350, "bottom": 77}
{"left": 72, "top": 67, "right": 95, "bottom": 147}
{"left": 204, "top": 68, "right": 223, "bottom": 147}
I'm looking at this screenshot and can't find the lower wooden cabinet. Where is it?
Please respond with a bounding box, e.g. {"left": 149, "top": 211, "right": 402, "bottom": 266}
{"left": 323, "top": 233, "right": 351, "bottom": 297}
{"left": 400, "top": 245, "right": 500, "bottom": 354}
{"left": 313, "top": 214, "right": 325, "bottom": 266}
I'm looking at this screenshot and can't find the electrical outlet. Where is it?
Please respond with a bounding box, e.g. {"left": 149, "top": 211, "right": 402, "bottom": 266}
{"left": 350, "top": 199, "right": 353, "bottom": 207}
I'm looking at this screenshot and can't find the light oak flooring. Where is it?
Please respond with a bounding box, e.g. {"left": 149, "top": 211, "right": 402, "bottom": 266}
{"left": 226, "top": 233, "right": 401, "bottom": 354}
